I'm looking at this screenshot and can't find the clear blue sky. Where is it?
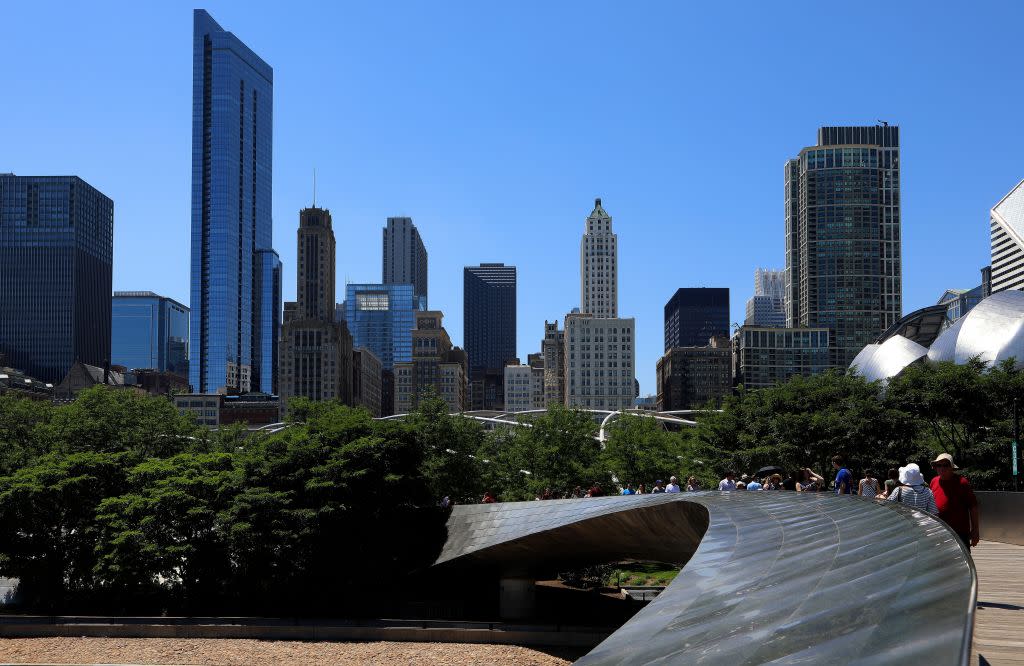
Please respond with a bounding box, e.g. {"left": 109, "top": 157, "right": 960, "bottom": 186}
{"left": 4, "top": 1, "right": 1021, "bottom": 395}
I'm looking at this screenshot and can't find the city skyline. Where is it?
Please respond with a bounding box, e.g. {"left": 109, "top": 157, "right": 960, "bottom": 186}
{"left": 4, "top": 3, "right": 1020, "bottom": 394}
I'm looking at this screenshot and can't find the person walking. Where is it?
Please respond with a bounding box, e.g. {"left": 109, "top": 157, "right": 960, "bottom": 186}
{"left": 636, "top": 483, "right": 647, "bottom": 495}
{"left": 482, "top": 491, "right": 497, "bottom": 504}
{"left": 832, "top": 455, "right": 854, "bottom": 495}
{"left": 651, "top": 480, "right": 666, "bottom": 493}
{"left": 886, "top": 464, "right": 937, "bottom": 515}
{"left": 929, "top": 453, "right": 980, "bottom": 548}
{"left": 666, "top": 476, "right": 682, "bottom": 493}
{"left": 858, "top": 469, "right": 881, "bottom": 498}
{"left": 718, "top": 472, "right": 737, "bottom": 491}
{"left": 685, "top": 476, "right": 701, "bottom": 492}
{"left": 621, "top": 483, "right": 635, "bottom": 496}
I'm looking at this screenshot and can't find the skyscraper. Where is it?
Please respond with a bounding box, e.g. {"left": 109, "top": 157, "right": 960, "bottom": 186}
{"left": 382, "top": 217, "right": 428, "bottom": 309}
{"left": 112, "top": 291, "right": 189, "bottom": 377}
{"left": 393, "top": 311, "right": 467, "bottom": 413}
{"left": 464, "top": 262, "right": 517, "bottom": 371}
{"left": 343, "top": 283, "right": 418, "bottom": 371}
{"left": 541, "top": 320, "right": 565, "bottom": 406}
{"left": 279, "top": 207, "right": 353, "bottom": 405}
{"left": 744, "top": 268, "right": 786, "bottom": 327}
{"left": 990, "top": 179, "right": 1024, "bottom": 294}
{"left": 664, "top": 288, "right": 730, "bottom": 350}
{"left": 0, "top": 174, "right": 113, "bottom": 383}
{"left": 785, "top": 125, "right": 902, "bottom": 367}
{"left": 580, "top": 198, "right": 618, "bottom": 318}
{"left": 190, "top": 9, "right": 279, "bottom": 394}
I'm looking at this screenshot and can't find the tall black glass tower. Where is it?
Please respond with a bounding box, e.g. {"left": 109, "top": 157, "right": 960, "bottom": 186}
{"left": 664, "top": 288, "right": 730, "bottom": 350}
{"left": 785, "top": 125, "right": 901, "bottom": 367}
{"left": 463, "top": 263, "right": 517, "bottom": 371}
{"left": 190, "top": 9, "right": 279, "bottom": 394}
{"left": 0, "top": 174, "right": 113, "bottom": 383}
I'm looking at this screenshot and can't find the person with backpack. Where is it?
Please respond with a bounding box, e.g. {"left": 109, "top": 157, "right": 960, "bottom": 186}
{"left": 929, "top": 453, "right": 980, "bottom": 548}
{"left": 886, "top": 463, "right": 937, "bottom": 515}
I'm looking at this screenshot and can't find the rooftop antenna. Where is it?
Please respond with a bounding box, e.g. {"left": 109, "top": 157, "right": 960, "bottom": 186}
{"left": 877, "top": 120, "right": 888, "bottom": 127}
{"left": 313, "top": 168, "right": 317, "bottom": 207}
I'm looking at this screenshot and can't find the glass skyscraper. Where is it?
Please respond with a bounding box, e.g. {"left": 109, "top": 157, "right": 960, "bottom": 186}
{"left": 0, "top": 174, "right": 113, "bottom": 383}
{"left": 463, "top": 263, "right": 517, "bottom": 371}
{"left": 785, "top": 125, "right": 901, "bottom": 367}
{"left": 111, "top": 291, "right": 189, "bottom": 377}
{"left": 343, "top": 284, "right": 417, "bottom": 371}
{"left": 190, "top": 9, "right": 279, "bottom": 394}
{"left": 663, "top": 288, "right": 730, "bottom": 350}
{"left": 254, "top": 249, "right": 281, "bottom": 394}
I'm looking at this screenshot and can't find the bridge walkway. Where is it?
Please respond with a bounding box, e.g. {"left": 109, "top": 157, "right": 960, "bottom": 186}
{"left": 972, "top": 540, "right": 1024, "bottom": 665}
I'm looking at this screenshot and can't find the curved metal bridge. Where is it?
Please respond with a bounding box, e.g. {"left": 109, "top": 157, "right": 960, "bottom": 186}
{"left": 435, "top": 491, "right": 976, "bottom": 665}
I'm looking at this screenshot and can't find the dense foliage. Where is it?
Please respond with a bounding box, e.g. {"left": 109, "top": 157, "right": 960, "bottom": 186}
{"left": 0, "top": 358, "right": 1019, "bottom": 613}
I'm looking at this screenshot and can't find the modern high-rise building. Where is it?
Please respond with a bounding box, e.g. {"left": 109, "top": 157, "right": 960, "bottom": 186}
{"left": 279, "top": 207, "right": 353, "bottom": 406}
{"left": 664, "top": 288, "right": 730, "bottom": 350}
{"left": 990, "top": 179, "right": 1024, "bottom": 294}
{"left": 112, "top": 292, "right": 189, "bottom": 377}
{"left": 656, "top": 336, "right": 732, "bottom": 411}
{"left": 382, "top": 217, "right": 428, "bottom": 309}
{"left": 352, "top": 347, "right": 383, "bottom": 417}
{"left": 734, "top": 326, "right": 832, "bottom": 390}
{"left": 464, "top": 263, "right": 516, "bottom": 411}
{"left": 464, "top": 263, "right": 517, "bottom": 371}
{"left": 785, "top": 125, "right": 902, "bottom": 367}
{"left": 745, "top": 268, "right": 786, "bottom": 327}
{"left": 393, "top": 311, "right": 467, "bottom": 413}
{"left": 563, "top": 313, "right": 635, "bottom": 410}
{"left": 581, "top": 198, "right": 618, "bottom": 318}
{"left": 342, "top": 283, "right": 418, "bottom": 371}
{"left": 190, "top": 9, "right": 279, "bottom": 394}
{"left": 0, "top": 174, "right": 113, "bottom": 383}
{"left": 541, "top": 320, "right": 565, "bottom": 406}
{"left": 254, "top": 249, "right": 282, "bottom": 394}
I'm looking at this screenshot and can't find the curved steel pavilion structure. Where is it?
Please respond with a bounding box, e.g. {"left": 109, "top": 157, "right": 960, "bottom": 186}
{"left": 434, "top": 491, "right": 976, "bottom": 665}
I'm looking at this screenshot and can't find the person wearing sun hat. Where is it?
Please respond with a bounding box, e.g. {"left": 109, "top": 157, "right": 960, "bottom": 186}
{"left": 886, "top": 463, "right": 938, "bottom": 515}
{"left": 929, "top": 453, "right": 980, "bottom": 548}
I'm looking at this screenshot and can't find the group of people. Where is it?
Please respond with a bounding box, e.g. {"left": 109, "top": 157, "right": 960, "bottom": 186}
{"left": 472, "top": 452, "right": 980, "bottom": 550}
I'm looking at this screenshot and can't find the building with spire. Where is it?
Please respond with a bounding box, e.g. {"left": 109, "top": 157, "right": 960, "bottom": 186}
{"left": 565, "top": 198, "right": 635, "bottom": 410}
{"left": 279, "top": 207, "right": 353, "bottom": 407}
{"left": 580, "top": 198, "right": 618, "bottom": 319}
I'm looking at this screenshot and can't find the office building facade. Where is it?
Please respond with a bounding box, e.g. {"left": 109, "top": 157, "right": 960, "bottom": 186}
{"left": 352, "top": 347, "right": 383, "bottom": 417}
{"left": 343, "top": 283, "right": 417, "bottom": 371}
{"left": 279, "top": 207, "right": 353, "bottom": 406}
{"left": 190, "top": 10, "right": 279, "bottom": 394}
{"left": 656, "top": 337, "right": 732, "bottom": 411}
{"left": 745, "top": 268, "right": 786, "bottom": 327}
{"left": 990, "top": 179, "right": 1024, "bottom": 294}
{"left": 664, "top": 288, "right": 730, "bottom": 350}
{"left": 785, "top": 125, "right": 902, "bottom": 367}
{"left": 112, "top": 291, "right": 189, "bottom": 377}
{"left": 382, "top": 217, "right": 428, "bottom": 309}
{"left": 542, "top": 320, "right": 565, "bottom": 406}
{"left": 0, "top": 174, "right": 113, "bottom": 383}
{"left": 564, "top": 313, "right": 635, "bottom": 410}
{"left": 581, "top": 198, "right": 618, "bottom": 318}
{"left": 734, "top": 326, "right": 831, "bottom": 390}
{"left": 464, "top": 262, "right": 516, "bottom": 410}
{"left": 504, "top": 363, "right": 545, "bottom": 413}
{"left": 393, "top": 311, "right": 466, "bottom": 413}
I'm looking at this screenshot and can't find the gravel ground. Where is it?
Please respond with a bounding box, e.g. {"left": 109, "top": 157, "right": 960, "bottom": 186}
{"left": 0, "top": 637, "right": 577, "bottom": 665}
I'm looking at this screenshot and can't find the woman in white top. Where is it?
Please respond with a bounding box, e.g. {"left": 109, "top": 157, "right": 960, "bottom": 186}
{"left": 858, "top": 469, "right": 881, "bottom": 498}
{"left": 886, "top": 463, "right": 938, "bottom": 515}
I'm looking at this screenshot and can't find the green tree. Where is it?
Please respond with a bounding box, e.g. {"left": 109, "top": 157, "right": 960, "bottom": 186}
{"left": 0, "top": 451, "right": 128, "bottom": 610}
{"left": 411, "top": 396, "right": 485, "bottom": 504}
{"left": 601, "top": 414, "right": 685, "bottom": 488}
{"left": 0, "top": 395, "right": 53, "bottom": 475}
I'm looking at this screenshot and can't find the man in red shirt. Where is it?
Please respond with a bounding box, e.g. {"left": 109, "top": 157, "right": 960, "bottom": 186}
{"left": 929, "top": 453, "right": 980, "bottom": 548}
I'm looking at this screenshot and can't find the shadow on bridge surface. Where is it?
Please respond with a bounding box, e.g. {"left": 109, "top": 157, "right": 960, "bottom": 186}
{"left": 435, "top": 491, "right": 976, "bottom": 665}
{"left": 971, "top": 540, "right": 1024, "bottom": 666}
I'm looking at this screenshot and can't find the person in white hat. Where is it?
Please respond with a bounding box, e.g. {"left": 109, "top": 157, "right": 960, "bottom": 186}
{"left": 886, "top": 463, "right": 937, "bottom": 515}
{"left": 929, "top": 453, "right": 980, "bottom": 548}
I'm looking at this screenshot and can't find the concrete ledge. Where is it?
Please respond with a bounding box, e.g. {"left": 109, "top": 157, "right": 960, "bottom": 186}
{"left": 976, "top": 491, "right": 1024, "bottom": 546}
{"left": 0, "top": 616, "right": 610, "bottom": 648}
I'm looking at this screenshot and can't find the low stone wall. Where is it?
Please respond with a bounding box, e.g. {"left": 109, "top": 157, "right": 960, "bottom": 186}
{"left": 977, "top": 491, "right": 1024, "bottom": 546}
{"left": 0, "top": 616, "right": 610, "bottom": 648}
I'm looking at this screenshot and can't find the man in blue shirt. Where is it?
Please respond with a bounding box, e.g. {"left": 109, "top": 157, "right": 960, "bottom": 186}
{"left": 832, "top": 455, "right": 854, "bottom": 495}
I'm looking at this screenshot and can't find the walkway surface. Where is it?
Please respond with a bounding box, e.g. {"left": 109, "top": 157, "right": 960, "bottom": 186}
{"left": 973, "top": 540, "right": 1024, "bottom": 665}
